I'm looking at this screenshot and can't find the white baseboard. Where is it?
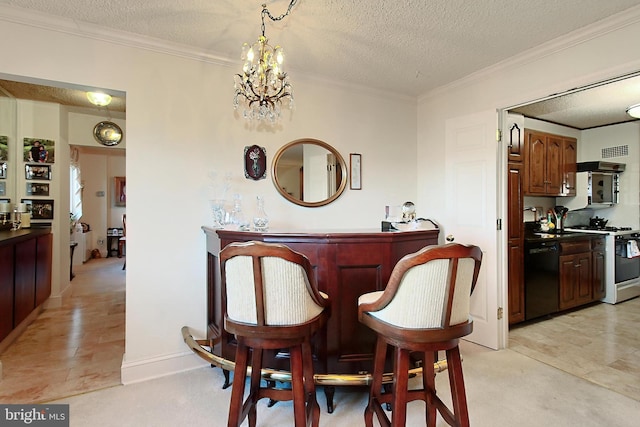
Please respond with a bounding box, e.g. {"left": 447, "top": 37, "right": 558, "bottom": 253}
{"left": 120, "top": 351, "right": 209, "bottom": 385}
{"left": 45, "top": 282, "right": 73, "bottom": 309}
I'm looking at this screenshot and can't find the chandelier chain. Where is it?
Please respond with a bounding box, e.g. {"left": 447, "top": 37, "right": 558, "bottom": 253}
{"left": 260, "top": 0, "right": 298, "bottom": 36}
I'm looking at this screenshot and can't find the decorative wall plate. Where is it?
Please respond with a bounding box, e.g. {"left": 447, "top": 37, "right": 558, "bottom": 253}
{"left": 244, "top": 145, "right": 267, "bottom": 180}
{"left": 93, "top": 121, "right": 123, "bottom": 146}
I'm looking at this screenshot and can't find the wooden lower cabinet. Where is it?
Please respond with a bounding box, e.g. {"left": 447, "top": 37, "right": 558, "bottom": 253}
{"left": 0, "top": 229, "right": 52, "bottom": 343}
{"left": 0, "top": 245, "right": 15, "bottom": 342}
{"left": 14, "top": 238, "right": 37, "bottom": 326}
{"left": 35, "top": 233, "right": 53, "bottom": 307}
{"left": 508, "top": 241, "right": 525, "bottom": 324}
{"left": 559, "top": 239, "right": 600, "bottom": 310}
{"left": 206, "top": 228, "right": 440, "bottom": 376}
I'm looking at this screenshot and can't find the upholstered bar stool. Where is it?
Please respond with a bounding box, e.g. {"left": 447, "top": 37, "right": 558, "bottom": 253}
{"left": 220, "top": 241, "right": 330, "bottom": 427}
{"left": 358, "top": 243, "right": 482, "bottom": 427}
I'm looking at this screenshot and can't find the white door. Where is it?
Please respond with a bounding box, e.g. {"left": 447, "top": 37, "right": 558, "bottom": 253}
{"left": 445, "top": 110, "right": 503, "bottom": 350}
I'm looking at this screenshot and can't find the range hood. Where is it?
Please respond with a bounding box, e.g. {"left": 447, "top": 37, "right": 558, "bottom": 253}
{"left": 576, "top": 161, "right": 626, "bottom": 173}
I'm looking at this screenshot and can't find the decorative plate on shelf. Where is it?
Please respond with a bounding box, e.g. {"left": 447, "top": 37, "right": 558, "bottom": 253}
{"left": 93, "top": 121, "right": 123, "bottom": 146}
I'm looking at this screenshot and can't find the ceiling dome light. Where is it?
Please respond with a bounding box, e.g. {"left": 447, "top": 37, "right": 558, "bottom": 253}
{"left": 626, "top": 103, "right": 640, "bottom": 119}
{"left": 87, "top": 92, "right": 112, "bottom": 107}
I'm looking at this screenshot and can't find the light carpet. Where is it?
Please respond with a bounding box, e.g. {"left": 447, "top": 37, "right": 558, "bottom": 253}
{"left": 51, "top": 341, "right": 640, "bottom": 426}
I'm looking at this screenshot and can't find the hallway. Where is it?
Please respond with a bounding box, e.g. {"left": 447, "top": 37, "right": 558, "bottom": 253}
{"left": 0, "top": 257, "right": 124, "bottom": 403}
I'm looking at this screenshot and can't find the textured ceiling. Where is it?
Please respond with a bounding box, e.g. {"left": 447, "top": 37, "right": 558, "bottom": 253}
{"left": 510, "top": 73, "right": 640, "bottom": 130}
{"left": 1, "top": 0, "right": 640, "bottom": 128}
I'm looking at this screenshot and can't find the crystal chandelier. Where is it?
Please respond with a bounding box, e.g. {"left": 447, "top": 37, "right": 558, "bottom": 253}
{"left": 233, "top": 1, "right": 297, "bottom": 123}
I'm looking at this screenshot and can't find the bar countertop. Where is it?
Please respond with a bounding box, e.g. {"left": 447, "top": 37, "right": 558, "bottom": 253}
{"left": 0, "top": 227, "right": 52, "bottom": 246}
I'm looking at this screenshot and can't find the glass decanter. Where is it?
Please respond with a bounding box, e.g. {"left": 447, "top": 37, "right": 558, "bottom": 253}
{"left": 253, "top": 196, "right": 269, "bottom": 231}
{"left": 229, "top": 194, "right": 250, "bottom": 231}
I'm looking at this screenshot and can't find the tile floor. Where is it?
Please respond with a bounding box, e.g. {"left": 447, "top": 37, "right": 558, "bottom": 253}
{"left": 0, "top": 256, "right": 124, "bottom": 403}
{"left": 1, "top": 255, "right": 638, "bottom": 406}
{"left": 509, "top": 297, "right": 640, "bottom": 402}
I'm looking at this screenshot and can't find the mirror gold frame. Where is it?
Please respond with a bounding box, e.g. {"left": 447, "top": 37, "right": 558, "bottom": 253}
{"left": 271, "top": 138, "right": 347, "bottom": 207}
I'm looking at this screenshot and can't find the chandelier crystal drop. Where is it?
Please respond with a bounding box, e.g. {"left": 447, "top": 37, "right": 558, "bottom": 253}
{"left": 233, "top": 1, "right": 297, "bottom": 123}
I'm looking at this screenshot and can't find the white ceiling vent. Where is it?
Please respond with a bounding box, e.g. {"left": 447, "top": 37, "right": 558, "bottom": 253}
{"left": 601, "top": 145, "right": 628, "bottom": 159}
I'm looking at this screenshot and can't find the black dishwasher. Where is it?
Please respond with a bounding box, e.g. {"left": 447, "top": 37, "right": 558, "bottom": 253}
{"left": 524, "top": 239, "right": 560, "bottom": 320}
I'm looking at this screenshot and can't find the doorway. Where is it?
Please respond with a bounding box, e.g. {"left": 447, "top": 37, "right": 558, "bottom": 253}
{"left": 500, "top": 72, "right": 640, "bottom": 400}
{"left": 0, "top": 77, "right": 127, "bottom": 401}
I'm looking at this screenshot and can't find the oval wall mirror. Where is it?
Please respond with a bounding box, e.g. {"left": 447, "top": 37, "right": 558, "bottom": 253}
{"left": 271, "top": 138, "right": 347, "bottom": 207}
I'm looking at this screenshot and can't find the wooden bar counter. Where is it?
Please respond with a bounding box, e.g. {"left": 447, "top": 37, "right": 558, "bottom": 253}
{"left": 202, "top": 226, "right": 440, "bottom": 379}
{"left": 0, "top": 228, "right": 52, "bottom": 351}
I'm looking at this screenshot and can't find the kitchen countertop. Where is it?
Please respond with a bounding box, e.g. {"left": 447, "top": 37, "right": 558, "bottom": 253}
{"left": 524, "top": 230, "right": 602, "bottom": 243}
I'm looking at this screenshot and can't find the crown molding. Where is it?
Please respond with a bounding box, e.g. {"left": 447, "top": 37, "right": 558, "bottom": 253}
{"left": 419, "top": 4, "right": 640, "bottom": 103}
{"left": 0, "top": 5, "right": 234, "bottom": 68}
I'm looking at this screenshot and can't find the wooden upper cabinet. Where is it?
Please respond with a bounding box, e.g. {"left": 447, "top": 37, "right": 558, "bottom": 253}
{"left": 562, "top": 138, "right": 577, "bottom": 196}
{"left": 545, "top": 135, "right": 564, "bottom": 195}
{"left": 524, "top": 129, "right": 577, "bottom": 197}
{"left": 525, "top": 130, "right": 549, "bottom": 195}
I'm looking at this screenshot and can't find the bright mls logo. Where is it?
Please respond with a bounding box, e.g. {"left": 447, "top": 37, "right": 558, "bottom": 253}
{"left": 0, "top": 405, "right": 69, "bottom": 426}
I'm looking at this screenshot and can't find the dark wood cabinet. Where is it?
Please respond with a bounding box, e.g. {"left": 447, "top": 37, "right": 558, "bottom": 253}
{"left": 0, "top": 245, "right": 14, "bottom": 342}
{"left": 524, "top": 130, "right": 564, "bottom": 196}
{"left": 35, "top": 233, "right": 53, "bottom": 307}
{"left": 559, "top": 240, "right": 593, "bottom": 310}
{"left": 508, "top": 162, "right": 525, "bottom": 324}
{"left": 14, "top": 238, "right": 37, "bottom": 326}
{"left": 205, "top": 227, "right": 439, "bottom": 375}
{"left": 0, "top": 229, "right": 52, "bottom": 345}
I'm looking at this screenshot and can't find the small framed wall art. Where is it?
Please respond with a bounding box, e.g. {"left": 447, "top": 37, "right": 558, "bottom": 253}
{"left": 26, "top": 182, "right": 50, "bottom": 196}
{"left": 115, "top": 176, "right": 126, "bottom": 206}
{"left": 0, "top": 162, "right": 6, "bottom": 179}
{"left": 25, "top": 164, "right": 51, "bottom": 180}
{"left": 0, "top": 135, "right": 7, "bottom": 161}
{"left": 22, "top": 198, "right": 54, "bottom": 220}
{"left": 23, "top": 138, "right": 55, "bottom": 163}
{"left": 244, "top": 145, "right": 267, "bottom": 180}
{"left": 350, "top": 153, "right": 362, "bottom": 190}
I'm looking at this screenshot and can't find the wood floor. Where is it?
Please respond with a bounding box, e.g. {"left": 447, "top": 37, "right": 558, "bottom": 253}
{"left": 509, "top": 296, "right": 640, "bottom": 402}
{"left": 0, "top": 256, "right": 125, "bottom": 403}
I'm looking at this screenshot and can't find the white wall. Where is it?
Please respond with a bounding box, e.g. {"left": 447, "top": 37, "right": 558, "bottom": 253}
{"left": 580, "top": 122, "right": 640, "bottom": 228}
{"left": 4, "top": 4, "right": 640, "bottom": 382}
{"left": 14, "top": 99, "right": 70, "bottom": 307}
{"left": 76, "top": 149, "right": 126, "bottom": 256}
{"left": 417, "top": 10, "right": 640, "bottom": 346}
{"left": 0, "top": 10, "right": 417, "bottom": 382}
